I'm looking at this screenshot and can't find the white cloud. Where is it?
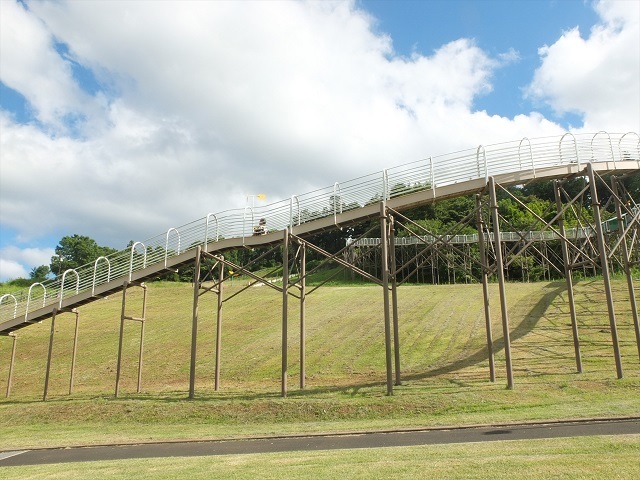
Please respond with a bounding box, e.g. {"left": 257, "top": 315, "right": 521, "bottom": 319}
{"left": 526, "top": 0, "right": 640, "bottom": 132}
{"left": 0, "top": 246, "right": 55, "bottom": 281}
{"left": 0, "top": 0, "right": 637, "bottom": 272}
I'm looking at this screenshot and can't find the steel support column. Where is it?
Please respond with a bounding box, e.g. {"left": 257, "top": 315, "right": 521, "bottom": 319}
{"left": 587, "top": 164, "right": 623, "bottom": 379}
{"left": 215, "top": 255, "right": 224, "bottom": 391}
{"left": 489, "top": 177, "right": 514, "bottom": 389}
{"left": 300, "top": 244, "right": 307, "bottom": 389}
{"left": 554, "top": 180, "right": 583, "bottom": 373}
{"left": 612, "top": 177, "right": 640, "bottom": 362}
{"left": 43, "top": 307, "right": 79, "bottom": 401}
{"left": 475, "top": 194, "right": 495, "bottom": 382}
{"left": 69, "top": 308, "right": 80, "bottom": 395}
{"left": 389, "top": 214, "right": 401, "bottom": 386}
{"left": 282, "top": 228, "right": 289, "bottom": 397}
{"left": 189, "top": 246, "right": 202, "bottom": 398}
{"left": 43, "top": 308, "right": 57, "bottom": 401}
{"left": 115, "top": 281, "right": 147, "bottom": 397}
{"left": 5, "top": 333, "right": 17, "bottom": 398}
{"left": 380, "top": 201, "right": 394, "bottom": 395}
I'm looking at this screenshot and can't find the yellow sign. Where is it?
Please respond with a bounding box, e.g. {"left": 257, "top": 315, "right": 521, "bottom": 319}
{"left": 256, "top": 193, "right": 267, "bottom": 201}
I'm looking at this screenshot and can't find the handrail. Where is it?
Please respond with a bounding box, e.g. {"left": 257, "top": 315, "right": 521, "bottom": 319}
{"left": 333, "top": 182, "right": 342, "bottom": 226}
{"left": 242, "top": 206, "right": 254, "bottom": 245}
{"left": 518, "top": 137, "right": 535, "bottom": 178}
{"left": 382, "top": 169, "right": 390, "bottom": 200}
{"left": 129, "top": 242, "right": 147, "bottom": 281}
{"left": 92, "top": 256, "right": 111, "bottom": 296}
{"left": 476, "top": 145, "right": 488, "bottom": 182}
{"left": 429, "top": 156, "right": 436, "bottom": 198}
{"left": 619, "top": 131, "right": 640, "bottom": 168}
{"left": 290, "top": 195, "right": 300, "bottom": 227}
{"left": 164, "top": 228, "right": 181, "bottom": 268}
{"left": 59, "top": 269, "right": 80, "bottom": 308}
{"left": 591, "top": 131, "right": 614, "bottom": 166}
{"left": 560, "top": 132, "right": 579, "bottom": 168}
{"left": 26, "top": 283, "right": 46, "bottom": 319}
{"left": 2, "top": 131, "right": 638, "bottom": 325}
{"left": 204, "top": 213, "right": 219, "bottom": 250}
{"left": 0, "top": 294, "right": 18, "bottom": 319}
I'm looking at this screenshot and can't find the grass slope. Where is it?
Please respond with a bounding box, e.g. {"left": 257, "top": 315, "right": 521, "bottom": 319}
{"left": 0, "top": 278, "right": 639, "bottom": 450}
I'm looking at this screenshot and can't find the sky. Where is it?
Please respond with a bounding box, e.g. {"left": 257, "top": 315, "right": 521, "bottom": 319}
{"left": 0, "top": 0, "right": 639, "bottom": 282}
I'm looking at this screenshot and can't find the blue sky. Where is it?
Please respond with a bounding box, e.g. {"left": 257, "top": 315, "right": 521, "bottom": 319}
{"left": 361, "top": 0, "right": 599, "bottom": 124}
{"left": 0, "top": 0, "right": 638, "bottom": 281}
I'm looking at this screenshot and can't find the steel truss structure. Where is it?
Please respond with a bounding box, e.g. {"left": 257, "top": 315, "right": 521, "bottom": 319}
{"left": 183, "top": 169, "right": 639, "bottom": 397}
{"left": 1, "top": 132, "right": 639, "bottom": 399}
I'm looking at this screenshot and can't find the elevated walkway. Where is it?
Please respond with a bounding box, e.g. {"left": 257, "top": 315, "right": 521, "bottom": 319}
{"left": 2, "top": 131, "right": 639, "bottom": 334}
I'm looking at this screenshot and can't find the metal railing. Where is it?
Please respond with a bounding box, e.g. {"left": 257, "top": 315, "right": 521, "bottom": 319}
{"left": 1, "top": 131, "right": 638, "bottom": 324}
{"left": 347, "top": 226, "right": 598, "bottom": 247}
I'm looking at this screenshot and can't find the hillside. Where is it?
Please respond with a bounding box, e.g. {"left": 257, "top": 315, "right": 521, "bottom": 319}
{"left": 2, "top": 278, "right": 638, "bottom": 397}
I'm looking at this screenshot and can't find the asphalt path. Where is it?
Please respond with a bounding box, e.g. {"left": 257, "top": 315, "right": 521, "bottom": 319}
{"left": 1, "top": 418, "right": 639, "bottom": 466}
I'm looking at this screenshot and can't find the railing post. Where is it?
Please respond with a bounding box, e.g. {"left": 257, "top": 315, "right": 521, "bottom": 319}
{"left": 205, "top": 213, "right": 219, "bottom": 250}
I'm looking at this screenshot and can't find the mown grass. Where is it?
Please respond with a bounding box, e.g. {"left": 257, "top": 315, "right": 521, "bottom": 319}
{"left": 2, "top": 436, "right": 639, "bottom": 480}
{"left": 0, "top": 278, "right": 639, "bottom": 451}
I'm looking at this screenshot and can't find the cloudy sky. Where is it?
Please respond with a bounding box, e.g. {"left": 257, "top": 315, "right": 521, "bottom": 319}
{"left": 0, "top": 0, "right": 639, "bottom": 281}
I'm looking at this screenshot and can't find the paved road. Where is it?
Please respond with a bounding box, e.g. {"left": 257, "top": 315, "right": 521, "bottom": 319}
{"left": 1, "top": 418, "right": 639, "bottom": 466}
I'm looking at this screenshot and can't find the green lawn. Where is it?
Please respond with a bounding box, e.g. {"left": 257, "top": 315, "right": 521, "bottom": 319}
{"left": 2, "top": 436, "right": 639, "bottom": 480}
{"left": 1, "top": 279, "right": 638, "bottom": 457}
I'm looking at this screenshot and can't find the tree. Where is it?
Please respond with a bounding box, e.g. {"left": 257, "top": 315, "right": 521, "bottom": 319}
{"left": 29, "top": 265, "right": 50, "bottom": 282}
{"left": 50, "top": 234, "right": 117, "bottom": 275}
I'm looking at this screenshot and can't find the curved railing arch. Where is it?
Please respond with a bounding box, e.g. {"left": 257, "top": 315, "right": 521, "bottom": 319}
{"left": 204, "top": 213, "right": 219, "bottom": 250}
{"left": 129, "top": 242, "right": 147, "bottom": 281}
{"left": 428, "top": 156, "right": 436, "bottom": 198}
{"left": 518, "top": 137, "right": 535, "bottom": 178}
{"left": 290, "top": 195, "right": 301, "bottom": 227}
{"left": 476, "top": 145, "right": 488, "bottom": 182}
{"left": 92, "top": 257, "right": 111, "bottom": 295}
{"left": 333, "top": 182, "right": 343, "bottom": 226}
{"left": 59, "top": 269, "right": 80, "bottom": 308}
{"left": 0, "top": 294, "right": 18, "bottom": 319}
{"left": 26, "top": 283, "right": 47, "bottom": 319}
{"left": 619, "top": 132, "right": 640, "bottom": 168}
{"left": 242, "top": 206, "right": 254, "bottom": 245}
{"left": 560, "top": 132, "right": 579, "bottom": 167}
{"left": 591, "top": 131, "right": 615, "bottom": 166}
{"left": 164, "top": 228, "right": 181, "bottom": 268}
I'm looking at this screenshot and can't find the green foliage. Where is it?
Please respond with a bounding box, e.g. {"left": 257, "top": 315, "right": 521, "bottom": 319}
{"left": 29, "top": 265, "right": 51, "bottom": 282}
{"left": 51, "top": 234, "right": 117, "bottom": 276}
